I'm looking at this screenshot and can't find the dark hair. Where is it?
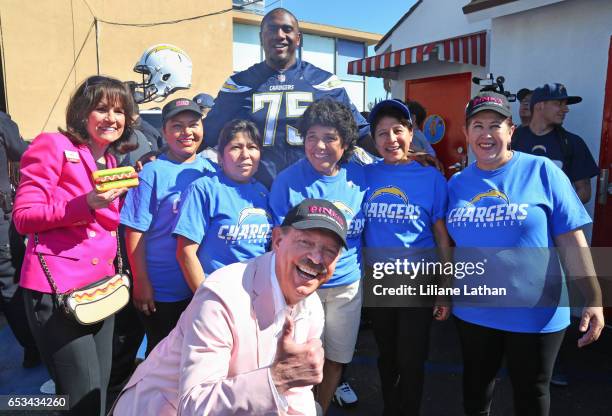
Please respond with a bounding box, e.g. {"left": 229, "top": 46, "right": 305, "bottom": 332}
{"left": 406, "top": 100, "right": 426, "bottom": 127}
{"left": 123, "top": 81, "right": 141, "bottom": 115}
{"left": 217, "top": 119, "right": 263, "bottom": 153}
{"left": 298, "top": 99, "right": 357, "bottom": 165}
{"left": 370, "top": 106, "right": 413, "bottom": 137}
{"left": 61, "top": 75, "right": 138, "bottom": 154}
{"left": 261, "top": 7, "right": 300, "bottom": 31}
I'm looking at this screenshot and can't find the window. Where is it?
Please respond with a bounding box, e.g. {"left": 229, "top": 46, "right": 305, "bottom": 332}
{"left": 337, "top": 39, "right": 365, "bottom": 82}
{"left": 301, "top": 33, "right": 335, "bottom": 74}
{"left": 233, "top": 24, "right": 261, "bottom": 72}
{"left": 342, "top": 80, "right": 365, "bottom": 112}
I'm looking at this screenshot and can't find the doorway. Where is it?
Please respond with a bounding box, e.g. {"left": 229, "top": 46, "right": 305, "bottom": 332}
{"left": 592, "top": 36, "right": 612, "bottom": 322}
{"left": 405, "top": 72, "right": 471, "bottom": 178}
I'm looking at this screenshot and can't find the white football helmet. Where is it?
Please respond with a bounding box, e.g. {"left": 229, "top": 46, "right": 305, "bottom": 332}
{"left": 133, "top": 44, "right": 192, "bottom": 103}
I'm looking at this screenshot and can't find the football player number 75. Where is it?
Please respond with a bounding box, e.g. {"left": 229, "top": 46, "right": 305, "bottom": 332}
{"left": 253, "top": 92, "right": 314, "bottom": 146}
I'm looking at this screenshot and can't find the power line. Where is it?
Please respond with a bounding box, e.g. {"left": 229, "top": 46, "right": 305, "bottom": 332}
{"left": 265, "top": 0, "right": 283, "bottom": 9}
{"left": 81, "top": 0, "right": 95, "bottom": 19}
{"left": 35, "top": 0, "right": 264, "bottom": 132}
{"left": 41, "top": 20, "right": 95, "bottom": 132}
{"left": 83, "top": 0, "right": 263, "bottom": 28}
{"left": 0, "top": 8, "right": 8, "bottom": 113}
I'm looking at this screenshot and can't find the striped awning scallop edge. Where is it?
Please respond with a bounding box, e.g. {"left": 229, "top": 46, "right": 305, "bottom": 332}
{"left": 348, "top": 31, "right": 487, "bottom": 77}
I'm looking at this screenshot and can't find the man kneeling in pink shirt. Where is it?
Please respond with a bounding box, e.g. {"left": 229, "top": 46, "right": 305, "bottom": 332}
{"left": 110, "top": 198, "right": 347, "bottom": 416}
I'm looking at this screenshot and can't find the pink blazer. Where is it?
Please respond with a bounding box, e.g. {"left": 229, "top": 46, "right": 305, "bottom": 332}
{"left": 13, "top": 132, "right": 120, "bottom": 293}
{"left": 111, "top": 253, "right": 324, "bottom": 416}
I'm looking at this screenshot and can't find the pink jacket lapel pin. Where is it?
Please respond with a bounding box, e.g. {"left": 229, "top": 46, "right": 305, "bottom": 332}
{"left": 64, "top": 150, "right": 81, "bottom": 163}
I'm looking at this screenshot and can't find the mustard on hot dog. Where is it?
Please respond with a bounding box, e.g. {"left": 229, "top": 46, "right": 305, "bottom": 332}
{"left": 92, "top": 166, "right": 139, "bottom": 193}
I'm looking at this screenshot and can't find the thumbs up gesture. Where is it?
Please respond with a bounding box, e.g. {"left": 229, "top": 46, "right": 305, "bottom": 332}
{"left": 270, "top": 316, "right": 324, "bottom": 395}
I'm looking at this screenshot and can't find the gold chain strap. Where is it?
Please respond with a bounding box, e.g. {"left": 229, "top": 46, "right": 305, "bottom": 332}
{"left": 34, "top": 231, "right": 123, "bottom": 296}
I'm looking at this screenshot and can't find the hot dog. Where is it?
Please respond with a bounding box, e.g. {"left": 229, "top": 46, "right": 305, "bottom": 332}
{"left": 92, "top": 166, "right": 139, "bottom": 193}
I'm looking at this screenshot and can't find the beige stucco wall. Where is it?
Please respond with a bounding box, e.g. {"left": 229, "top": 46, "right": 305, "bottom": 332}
{"left": 1, "top": 0, "right": 233, "bottom": 139}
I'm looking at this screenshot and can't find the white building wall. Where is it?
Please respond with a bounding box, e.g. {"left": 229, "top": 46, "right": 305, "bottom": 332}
{"left": 378, "top": 0, "right": 490, "bottom": 53}
{"left": 301, "top": 33, "right": 335, "bottom": 74}
{"left": 379, "top": 0, "right": 490, "bottom": 102}
{"left": 465, "top": 0, "right": 569, "bottom": 22}
{"left": 490, "top": 0, "right": 612, "bottom": 221}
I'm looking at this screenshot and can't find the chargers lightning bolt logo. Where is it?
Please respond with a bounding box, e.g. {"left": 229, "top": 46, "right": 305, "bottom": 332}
{"left": 368, "top": 186, "right": 409, "bottom": 205}
{"left": 447, "top": 188, "right": 528, "bottom": 227}
{"left": 332, "top": 201, "right": 355, "bottom": 218}
{"left": 331, "top": 200, "right": 363, "bottom": 238}
{"left": 217, "top": 207, "right": 272, "bottom": 243}
{"left": 237, "top": 207, "right": 271, "bottom": 225}
{"left": 365, "top": 186, "right": 420, "bottom": 222}
{"left": 467, "top": 189, "right": 510, "bottom": 206}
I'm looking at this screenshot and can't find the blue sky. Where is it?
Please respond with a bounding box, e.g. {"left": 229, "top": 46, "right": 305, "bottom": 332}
{"left": 262, "top": 0, "right": 419, "bottom": 107}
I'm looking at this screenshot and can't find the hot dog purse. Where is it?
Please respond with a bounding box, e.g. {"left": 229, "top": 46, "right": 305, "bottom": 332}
{"left": 92, "top": 166, "right": 139, "bottom": 193}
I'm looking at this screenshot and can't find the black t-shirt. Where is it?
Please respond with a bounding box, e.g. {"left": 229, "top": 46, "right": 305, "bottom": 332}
{"left": 511, "top": 125, "right": 599, "bottom": 182}
{"left": 138, "top": 118, "right": 163, "bottom": 149}
{"left": 114, "top": 117, "right": 161, "bottom": 167}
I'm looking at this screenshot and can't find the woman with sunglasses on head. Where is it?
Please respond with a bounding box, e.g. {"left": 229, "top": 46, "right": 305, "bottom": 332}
{"left": 13, "top": 75, "right": 138, "bottom": 415}
{"left": 447, "top": 91, "right": 604, "bottom": 416}
{"left": 364, "top": 99, "right": 451, "bottom": 416}
{"left": 120, "top": 98, "right": 216, "bottom": 356}
{"left": 173, "top": 119, "right": 272, "bottom": 289}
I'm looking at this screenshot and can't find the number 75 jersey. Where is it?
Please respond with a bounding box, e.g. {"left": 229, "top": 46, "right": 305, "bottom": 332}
{"left": 203, "top": 60, "right": 369, "bottom": 188}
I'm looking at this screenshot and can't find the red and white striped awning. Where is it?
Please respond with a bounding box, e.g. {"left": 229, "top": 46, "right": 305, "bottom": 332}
{"left": 348, "top": 31, "right": 487, "bottom": 77}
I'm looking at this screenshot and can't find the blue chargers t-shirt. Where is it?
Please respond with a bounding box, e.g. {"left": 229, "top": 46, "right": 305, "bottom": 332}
{"left": 120, "top": 154, "right": 216, "bottom": 301}
{"left": 269, "top": 158, "right": 367, "bottom": 288}
{"left": 447, "top": 151, "right": 591, "bottom": 333}
{"left": 364, "top": 161, "right": 447, "bottom": 250}
{"left": 173, "top": 171, "right": 272, "bottom": 275}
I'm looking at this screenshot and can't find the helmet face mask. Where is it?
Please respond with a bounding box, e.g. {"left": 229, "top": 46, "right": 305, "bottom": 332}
{"left": 133, "top": 44, "right": 192, "bottom": 103}
{"left": 135, "top": 71, "right": 160, "bottom": 103}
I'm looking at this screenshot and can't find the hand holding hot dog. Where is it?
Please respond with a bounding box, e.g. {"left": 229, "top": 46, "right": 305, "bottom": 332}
{"left": 87, "top": 187, "right": 127, "bottom": 210}
{"left": 92, "top": 166, "right": 139, "bottom": 193}
{"left": 87, "top": 166, "right": 138, "bottom": 210}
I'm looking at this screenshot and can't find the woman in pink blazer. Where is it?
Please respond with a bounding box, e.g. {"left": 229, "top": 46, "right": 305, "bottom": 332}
{"left": 13, "top": 75, "right": 137, "bottom": 416}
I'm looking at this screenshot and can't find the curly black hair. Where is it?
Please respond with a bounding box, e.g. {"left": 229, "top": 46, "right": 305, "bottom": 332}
{"left": 298, "top": 99, "right": 357, "bottom": 165}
